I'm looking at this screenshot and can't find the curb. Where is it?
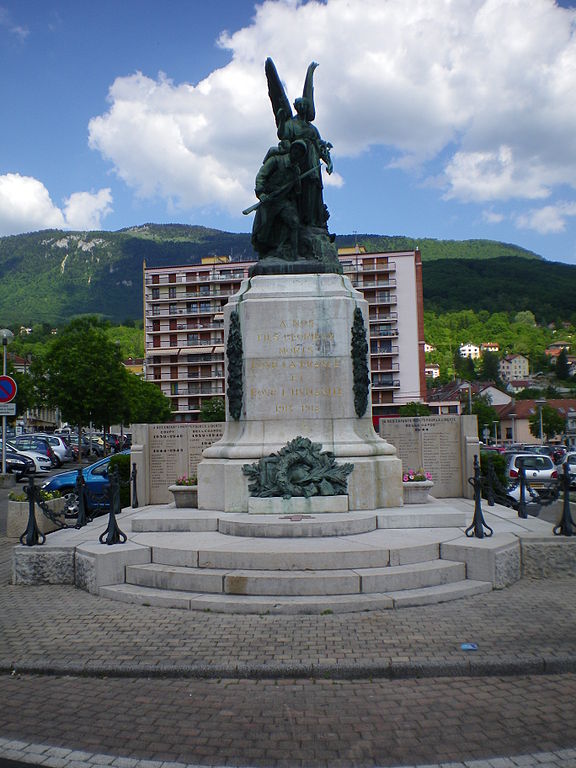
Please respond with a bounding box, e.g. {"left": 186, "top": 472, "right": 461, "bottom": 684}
{"left": 1, "top": 653, "right": 575, "bottom": 680}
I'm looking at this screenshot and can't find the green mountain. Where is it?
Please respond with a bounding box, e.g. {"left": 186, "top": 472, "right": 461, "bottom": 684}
{"left": 0, "top": 224, "right": 570, "bottom": 326}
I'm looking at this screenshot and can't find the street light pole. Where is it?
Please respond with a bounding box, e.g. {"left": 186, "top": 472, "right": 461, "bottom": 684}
{"left": 510, "top": 412, "right": 516, "bottom": 444}
{"left": 493, "top": 420, "right": 499, "bottom": 446}
{"left": 535, "top": 399, "right": 546, "bottom": 445}
{"left": 1, "top": 328, "right": 14, "bottom": 476}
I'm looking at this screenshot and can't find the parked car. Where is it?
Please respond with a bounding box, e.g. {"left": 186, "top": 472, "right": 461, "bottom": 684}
{"left": 4, "top": 450, "right": 35, "bottom": 479}
{"left": 40, "top": 451, "right": 129, "bottom": 514}
{"left": 34, "top": 433, "right": 73, "bottom": 465}
{"left": 505, "top": 452, "right": 558, "bottom": 501}
{"left": 0, "top": 440, "right": 53, "bottom": 474}
{"left": 561, "top": 452, "right": 576, "bottom": 490}
{"left": 10, "top": 435, "right": 58, "bottom": 466}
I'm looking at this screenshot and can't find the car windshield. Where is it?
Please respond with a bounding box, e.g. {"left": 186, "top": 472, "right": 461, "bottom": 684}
{"left": 516, "top": 456, "right": 552, "bottom": 470}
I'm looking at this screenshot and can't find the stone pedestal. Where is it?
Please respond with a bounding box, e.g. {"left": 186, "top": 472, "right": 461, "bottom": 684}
{"left": 198, "top": 273, "right": 402, "bottom": 512}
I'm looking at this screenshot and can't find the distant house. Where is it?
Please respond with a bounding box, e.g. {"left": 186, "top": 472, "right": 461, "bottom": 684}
{"left": 480, "top": 342, "right": 500, "bottom": 354}
{"left": 424, "top": 342, "right": 436, "bottom": 353}
{"left": 507, "top": 379, "right": 538, "bottom": 394}
{"left": 425, "top": 363, "right": 440, "bottom": 379}
{"left": 497, "top": 399, "right": 576, "bottom": 445}
{"left": 545, "top": 341, "right": 571, "bottom": 358}
{"left": 499, "top": 353, "right": 529, "bottom": 382}
{"left": 459, "top": 342, "right": 480, "bottom": 359}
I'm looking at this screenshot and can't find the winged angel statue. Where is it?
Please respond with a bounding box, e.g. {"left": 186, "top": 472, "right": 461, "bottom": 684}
{"left": 245, "top": 58, "right": 341, "bottom": 275}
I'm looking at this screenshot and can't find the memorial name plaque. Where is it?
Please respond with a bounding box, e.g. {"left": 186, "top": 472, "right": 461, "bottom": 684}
{"left": 138, "top": 423, "right": 225, "bottom": 504}
{"left": 380, "top": 415, "right": 478, "bottom": 498}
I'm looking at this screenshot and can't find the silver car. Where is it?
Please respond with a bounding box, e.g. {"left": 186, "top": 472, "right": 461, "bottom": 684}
{"left": 0, "top": 440, "right": 53, "bottom": 474}
{"left": 506, "top": 452, "right": 558, "bottom": 501}
{"left": 561, "top": 452, "right": 576, "bottom": 489}
{"left": 34, "top": 433, "right": 73, "bottom": 465}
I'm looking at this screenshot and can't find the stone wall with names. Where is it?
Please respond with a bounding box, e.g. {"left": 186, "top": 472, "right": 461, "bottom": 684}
{"left": 379, "top": 415, "right": 478, "bottom": 498}
{"left": 134, "top": 422, "right": 225, "bottom": 504}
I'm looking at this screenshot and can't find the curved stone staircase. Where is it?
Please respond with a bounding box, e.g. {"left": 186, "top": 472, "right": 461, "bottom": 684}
{"left": 98, "top": 507, "right": 493, "bottom": 614}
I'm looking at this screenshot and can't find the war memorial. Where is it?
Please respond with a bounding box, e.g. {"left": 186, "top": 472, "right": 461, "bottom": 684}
{"left": 11, "top": 59, "right": 575, "bottom": 613}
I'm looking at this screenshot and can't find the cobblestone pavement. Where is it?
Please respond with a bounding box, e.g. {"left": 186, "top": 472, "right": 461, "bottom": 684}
{"left": 1, "top": 533, "right": 576, "bottom": 768}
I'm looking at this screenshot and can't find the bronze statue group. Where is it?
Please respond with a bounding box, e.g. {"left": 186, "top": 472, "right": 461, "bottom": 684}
{"left": 246, "top": 59, "right": 338, "bottom": 271}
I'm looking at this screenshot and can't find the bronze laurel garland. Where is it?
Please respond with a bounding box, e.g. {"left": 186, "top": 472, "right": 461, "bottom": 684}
{"left": 226, "top": 310, "right": 243, "bottom": 420}
{"left": 351, "top": 307, "right": 370, "bottom": 418}
{"left": 242, "top": 436, "right": 354, "bottom": 499}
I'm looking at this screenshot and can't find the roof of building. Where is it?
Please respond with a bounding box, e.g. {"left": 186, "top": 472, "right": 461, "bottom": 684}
{"left": 496, "top": 399, "right": 576, "bottom": 419}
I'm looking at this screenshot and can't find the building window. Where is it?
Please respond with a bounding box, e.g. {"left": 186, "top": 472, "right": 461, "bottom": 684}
{"left": 168, "top": 287, "right": 176, "bottom": 298}
{"left": 152, "top": 305, "right": 160, "bottom": 316}
{"left": 169, "top": 303, "right": 177, "bottom": 315}
{"left": 151, "top": 287, "right": 160, "bottom": 299}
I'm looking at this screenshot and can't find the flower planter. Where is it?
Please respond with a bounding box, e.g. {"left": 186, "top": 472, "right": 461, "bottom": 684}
{"left": 7, "top": 497, "right": 67, "bottom": 537}
{"left": 402, "top": 480, "right": 434, "bottom": 504}
{"left": 168, "top": 484, "right": 198, "bottom": 508}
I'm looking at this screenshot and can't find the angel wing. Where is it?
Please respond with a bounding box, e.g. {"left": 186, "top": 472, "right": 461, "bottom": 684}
{"left": 302, "top": 61, "right": 318, "bottom": 121}
{"left": 265, "top": 58, "right": 293, "bottom": 131}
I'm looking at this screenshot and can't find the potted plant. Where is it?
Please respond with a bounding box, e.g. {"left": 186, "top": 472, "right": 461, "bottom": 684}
{"left": 402, "top": 469, "right": 434, "bottom": 504}
{"left": 168, "top": 475, "right": 198, "bottom": 508}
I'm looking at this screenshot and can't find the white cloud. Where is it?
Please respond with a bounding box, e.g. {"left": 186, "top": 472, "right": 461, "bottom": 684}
{"left": 0, "top": 6, "right": 29, "bottom": 40}
{"left": 64, "top": 189, "right": 113, "bottom": 231}
{"left": 87, "top": 0, "right": 576, "bottom": 218}
{"left": 515, "top": 201, "right": 576, "bottom": 234}
{"left": 0, "top": 173, "right": 112, "bottom": 236}
{"left": 482, "top": 209, "right": 505, "bottom": 225}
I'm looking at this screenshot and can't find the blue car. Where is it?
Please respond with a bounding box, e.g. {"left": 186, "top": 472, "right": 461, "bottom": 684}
{"left": 40, "top": 452, "right": 129, "bottom": 514}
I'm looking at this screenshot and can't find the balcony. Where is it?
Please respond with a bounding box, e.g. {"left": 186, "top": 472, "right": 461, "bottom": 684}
{"left": 366, "top": 294, "right": 397, "bottom": 305}
{"left": 370, "top": 344, "right": 399, "bottom": 356}
{"left": 369, "top": 312, "right": 398, "bottom": 323}
{"left": 371, "top": 377, "right": 400, "bottom": 390}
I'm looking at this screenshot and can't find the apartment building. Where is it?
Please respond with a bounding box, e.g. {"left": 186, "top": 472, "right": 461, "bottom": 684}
{"left": 143, "top": 249, "right": 426, "bottom": 424}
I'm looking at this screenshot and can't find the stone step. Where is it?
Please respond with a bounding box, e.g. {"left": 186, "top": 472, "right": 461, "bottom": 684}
{"left": 141, "top": 531, "right": 442, "bottom": 571}
{"left": 129, "top": 508, "right": 467, "bottom": 536}
{"left": 218, "top": 512, "right": 378, "bottom": 538}
{"left": 99, "top": 579, "right": 492, "bottom": 614}
{"left": 125, "top": 559, "right": 465, "bottom": 596}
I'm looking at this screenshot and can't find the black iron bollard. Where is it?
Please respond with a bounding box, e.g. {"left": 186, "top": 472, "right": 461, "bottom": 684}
{"left": 553, "top": 463, "right": 576, "bottom": 537}
{"left": 517, "top": 462, "right": 529, "bottom": 519}
{"left": 19, "top": 475, "right": 45, "bottom": 546}
{"left": 74, "top": 467, "right": 91, "bottom": 528}
{"left": 131, "top": 462, "right": 139, "bottom": 508}
{"left": 99, "top": 468, "right": 127, "bottom": 545}
{"left": 465, "top": 455, "right": 494, "bottom": 539}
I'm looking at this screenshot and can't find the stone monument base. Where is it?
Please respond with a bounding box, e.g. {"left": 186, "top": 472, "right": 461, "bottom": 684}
{"left": 197, "top": 272, "right": 402, "bottom": 513}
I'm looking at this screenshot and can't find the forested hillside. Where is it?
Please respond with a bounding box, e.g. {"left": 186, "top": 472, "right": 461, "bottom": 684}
{"left": 0, "top": 224, "right": 571, "bottom": 326}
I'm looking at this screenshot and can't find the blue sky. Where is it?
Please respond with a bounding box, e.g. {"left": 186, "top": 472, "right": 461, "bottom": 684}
{"left": 1, "top": 0, "right": 576, "bottom": 265}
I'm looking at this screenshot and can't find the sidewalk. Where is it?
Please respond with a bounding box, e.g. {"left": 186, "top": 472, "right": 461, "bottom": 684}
{"left": 1, "top": 511, "right": 576, "bottom": 767}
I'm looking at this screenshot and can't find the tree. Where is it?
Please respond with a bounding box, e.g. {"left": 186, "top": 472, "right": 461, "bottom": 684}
{"left": 399, "top": 402, "right": 430, "bottom": 416}
{"left": 200, "top": 397, "right": 225, "bottom": 422}
{"left": 453, "top": 351, "right": 476, "bottom": 380}
{"left": 556, "top": 348, "right": 570, "bottom": 381}
{"left": 529, "top": 404, "right": 565, "bottom": 442}
{"left": 471, "top": 393, "right": 499, "bottom": 441}
{"left": 478, "top": 351, "right": 502, "bottom": 386}
{"left": 37, "top": 317, "right": 127, "bottom": 436}
{"left": 122, "top": 370, "right": 172, "bottom": 423}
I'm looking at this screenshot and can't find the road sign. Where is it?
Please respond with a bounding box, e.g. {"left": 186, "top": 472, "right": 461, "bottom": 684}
{"left": 0, "top": 375, "right": 17, "bottom": 403}
{"left": 0, "top": 403, "right": 16, "bottom": 415}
